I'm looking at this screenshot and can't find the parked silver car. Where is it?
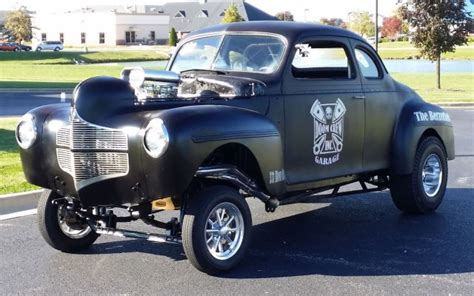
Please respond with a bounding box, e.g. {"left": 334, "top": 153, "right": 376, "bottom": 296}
{"left": 34, "top": 41, "right": 64, "bottom": 51}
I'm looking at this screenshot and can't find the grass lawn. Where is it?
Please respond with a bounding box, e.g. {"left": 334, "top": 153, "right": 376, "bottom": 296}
{"left": 0, "top": 64, "right": 125, "bottom": 88}
{"left": 0, "top": 118, "right": 38, "bottom": 194}
{"left": 0, "top": 50, "right": 168, "bottom": 88}
{"left": 392, "top": 73, "right": 474, "bottom": 103}
{"left": 378, "top": 41, "right": 474, "bottom": 59}
{"left": 379, "top": 47, "right": 474, "bottom": 60}
{"left": 0, "top": 50, "right": 169, "bottom": 64}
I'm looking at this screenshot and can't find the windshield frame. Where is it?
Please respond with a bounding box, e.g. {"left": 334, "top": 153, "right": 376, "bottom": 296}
{"left": 168, "top": 31, "right": 289, "bottom": 75}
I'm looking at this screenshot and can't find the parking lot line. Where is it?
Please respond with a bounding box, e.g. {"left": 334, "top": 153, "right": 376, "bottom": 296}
{"left": 0, "top": 209, "right": 37, "bottom": 221}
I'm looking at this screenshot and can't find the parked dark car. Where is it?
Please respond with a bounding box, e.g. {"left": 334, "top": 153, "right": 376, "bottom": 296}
{"left": 18, "top": 22, "right": 454, "bottom": 274}
{"left": 10, "top": 42, "right": 32, "bottom": 51}
{"left": 0, "top": 42, "right": 20, "bottom": 51}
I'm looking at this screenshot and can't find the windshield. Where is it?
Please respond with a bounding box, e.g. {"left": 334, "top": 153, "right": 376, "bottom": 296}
{"left": 170, "top": 34, "right": 286, "bottom": 74}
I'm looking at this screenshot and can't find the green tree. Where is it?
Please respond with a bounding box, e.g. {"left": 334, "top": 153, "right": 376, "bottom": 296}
{"left": 320, "top": 18, "right": 347, "bottom": 28}
{"left": 399, "top": 0, "right": 470, "bottom": 89}
{"left": 275, "top": 11, "right": 294, "bottom": 21}
{"left": 4, "top": 7, "right": 32, "bottom": 43}
{"left": 348, "top": 11, "right": 375, "bottom": 37}
{"left": 395, "top": 6, "right": 410, "bottom": 35}
{"left": 222, "top": 3, "right": 244, "bottom": 23}
{"left": 169, "top": 27, "right": 178, "bottom": 47}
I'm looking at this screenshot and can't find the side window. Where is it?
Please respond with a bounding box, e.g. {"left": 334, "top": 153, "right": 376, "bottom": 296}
{"left": 292, "top": 41, "right": 355, "bottom": 79}
{"left": 354, "top": 48, "right": 381, "bottom": 79}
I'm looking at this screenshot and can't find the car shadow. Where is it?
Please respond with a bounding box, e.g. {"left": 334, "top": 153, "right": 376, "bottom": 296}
{"left": 223, "top": 187, "right": 474, "bottom": 278}
{"left": 80, "top": 187, "right": 473, "bottom": 276}
{"left": 83, "top": 239, "right": 187, "bottom": 262}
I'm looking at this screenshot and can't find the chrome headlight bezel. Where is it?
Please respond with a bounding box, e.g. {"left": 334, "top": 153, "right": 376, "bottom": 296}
{"left": 16, "top": 114, "right": 38, "bottom": 149}
{"left": 143, "top": 118, "right": 169, "bottom": 158}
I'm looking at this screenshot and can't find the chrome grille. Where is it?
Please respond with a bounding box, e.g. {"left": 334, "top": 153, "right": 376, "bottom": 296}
{"left": 56, "top": 119, "right": 128, "bottom": 150}
{"left": 74, "top": 151, "right": 129, "bottom": 180}
{"left": 56, "top": 114, "right": 129, "bottom": 189}
{"left": 57, "top": 148, "right": 73, "bottom": 176}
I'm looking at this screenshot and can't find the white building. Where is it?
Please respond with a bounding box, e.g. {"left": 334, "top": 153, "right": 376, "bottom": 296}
{"left": 32, "top": 6, "right": 170, "bottom": 46}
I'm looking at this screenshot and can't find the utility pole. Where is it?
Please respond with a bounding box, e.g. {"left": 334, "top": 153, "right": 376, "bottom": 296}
{"left": 375, "top": 0, "right": 379, "bottom": 52}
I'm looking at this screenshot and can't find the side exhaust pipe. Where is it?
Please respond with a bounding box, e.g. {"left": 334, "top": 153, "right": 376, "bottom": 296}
{"left": 195, "top": 165, "right": 279, "bottom": 212}
{"left": 92, "top": 226, "right": 181, "bottom": 244}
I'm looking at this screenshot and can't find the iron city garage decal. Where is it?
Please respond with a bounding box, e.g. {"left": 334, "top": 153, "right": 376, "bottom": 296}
{"left": 310, "top": 98, "right": 346, "bottom": 165}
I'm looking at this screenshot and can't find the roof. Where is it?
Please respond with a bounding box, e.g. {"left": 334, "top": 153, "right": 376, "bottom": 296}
{"left": 186, "top": 21, "right": 366, "bottom": 42}
{"left": 145, "top": 0, "right": 276, "bottom": 33}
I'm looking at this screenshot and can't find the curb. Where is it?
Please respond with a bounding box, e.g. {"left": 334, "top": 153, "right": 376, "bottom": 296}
{"left": 0, "top": 189, "right": 43, "bottom": 216}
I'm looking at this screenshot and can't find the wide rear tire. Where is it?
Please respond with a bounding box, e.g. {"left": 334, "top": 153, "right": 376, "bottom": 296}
{"left": 182, "top": 185, "right": 252, "bottom": 274}
{"left": 390, "top": 136, "right": 448, "bottom": 214}
{"left": 37, "top": 190, "right": 98, "bottom": 252}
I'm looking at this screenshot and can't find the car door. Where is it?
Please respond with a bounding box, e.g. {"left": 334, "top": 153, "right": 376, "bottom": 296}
{"left": 282, "top": 36, "right": 365, "bottom": 185}
{"left": 349, "top": 40, "right": 402, "bottom": 171}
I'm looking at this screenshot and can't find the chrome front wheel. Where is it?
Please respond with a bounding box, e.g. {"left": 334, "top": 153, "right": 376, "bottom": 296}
{"left": 57, "top": 204, "right": 92, "bottom": 239}
{"left": 205, "top": 202, "right": 245, "bottom": 261}
{"left": 182, "top": 185, "right": 252, "bottom": 274}
{"left": 37, "top": 190, "right": 99, "bottom": 252}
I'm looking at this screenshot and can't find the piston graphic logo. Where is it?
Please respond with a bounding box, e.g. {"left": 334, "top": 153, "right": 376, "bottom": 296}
{"left": 310, "top": 98, "right": 346, "bottom": 165}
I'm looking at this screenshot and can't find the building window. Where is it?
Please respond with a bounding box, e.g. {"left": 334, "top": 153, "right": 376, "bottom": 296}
{"left": 81, "top": 32, "right": 86, "bottom": 44}
{"left": 150, "top": 31, "right": 155, "bottom": 41}
{"left": 99, "top": 32, "right": 105, "bottom": 44}
{"left": 125, "top": 31, "right": 136, "bottom": 43}
{"left": 198, "top": 10, "right": 208, "bottom": 18}
{"left": 59, "top": 33, "right": 64, "bottom": 43}
{"left": 41, "top": 33, "right": 47, "bottom": 41}
{"left": 175, "top": 10, "right": 186, "bottom": 18}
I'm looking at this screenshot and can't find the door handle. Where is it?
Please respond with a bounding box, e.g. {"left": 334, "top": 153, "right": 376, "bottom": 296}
{"left": 352, "top": 95, "right": 366, "bottom": 100}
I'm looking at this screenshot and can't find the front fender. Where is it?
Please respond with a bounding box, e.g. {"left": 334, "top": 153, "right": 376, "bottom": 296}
{"left": 142, "top": 105, "right": 284, "bottom": 199}
{"left": 391, "top": 100, "right": 454, "bottom": 175}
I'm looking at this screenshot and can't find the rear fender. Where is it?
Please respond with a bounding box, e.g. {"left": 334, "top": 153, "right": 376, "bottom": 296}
{"left": 391, "top": 101, "right": 454, "bottom": 175}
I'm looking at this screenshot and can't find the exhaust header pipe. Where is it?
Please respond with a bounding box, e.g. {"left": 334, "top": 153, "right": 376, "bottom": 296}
{"left": 195, "top": 165, "right": 279, "bottom": 212}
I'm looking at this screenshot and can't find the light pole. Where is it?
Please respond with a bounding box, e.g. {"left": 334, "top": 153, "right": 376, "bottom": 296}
{"left": 304, "top": 9, "right": 309, "bottom": 22}
{"left": 375, "top": 0, "right": 379, "bottom": 52}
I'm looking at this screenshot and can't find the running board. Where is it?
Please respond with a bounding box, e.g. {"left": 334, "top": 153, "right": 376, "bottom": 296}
{"left": 93, "top": 226, "right": 181, "bottom": 244}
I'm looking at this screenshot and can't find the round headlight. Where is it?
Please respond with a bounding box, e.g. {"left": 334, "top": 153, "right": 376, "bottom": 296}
{"left": 16, "top": 114, "right": 37, "bottom": 149}
{"left": 144, "top": 118, "right": 169, "bottom": 158}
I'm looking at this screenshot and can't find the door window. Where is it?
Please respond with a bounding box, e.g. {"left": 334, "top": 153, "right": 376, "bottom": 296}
{"left": 354, "top": 48, "right": 381, "bottom": 79}
{"left": 292, "top": 41, "right": 355, "bottom": 79}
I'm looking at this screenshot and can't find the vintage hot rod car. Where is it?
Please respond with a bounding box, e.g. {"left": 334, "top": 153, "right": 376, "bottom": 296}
{"left": 17, "top": 22, "right": 454, "bottom": 274}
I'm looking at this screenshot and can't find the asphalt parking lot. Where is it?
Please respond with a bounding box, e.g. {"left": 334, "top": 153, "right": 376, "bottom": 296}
{"left": 0, "top": 107, "right": 473, "bottom": 295}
